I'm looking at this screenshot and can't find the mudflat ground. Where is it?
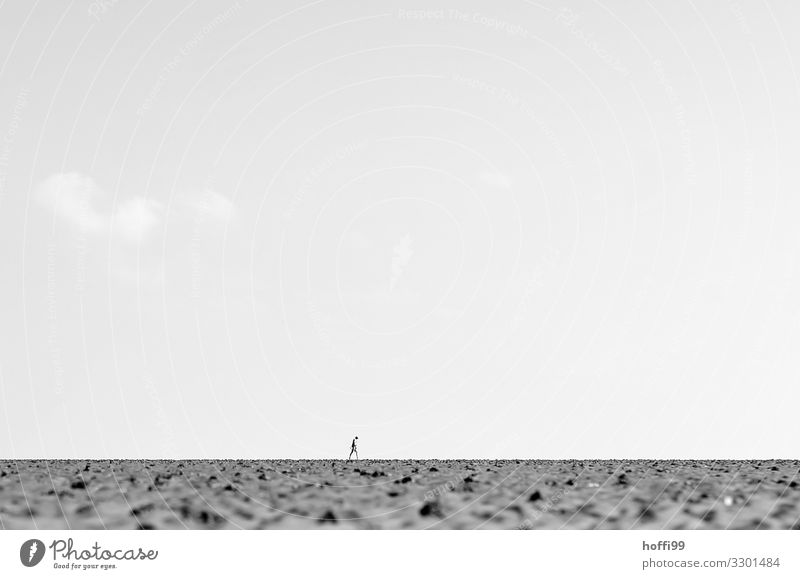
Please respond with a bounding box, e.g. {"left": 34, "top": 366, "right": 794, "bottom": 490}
{"left": 1, "top": 460, "right": 798, "bottom": 530}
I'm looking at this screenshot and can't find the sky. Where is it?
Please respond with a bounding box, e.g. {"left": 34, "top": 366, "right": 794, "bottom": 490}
{"left": 0, "top": 0, "right": 798, "bottom": 459}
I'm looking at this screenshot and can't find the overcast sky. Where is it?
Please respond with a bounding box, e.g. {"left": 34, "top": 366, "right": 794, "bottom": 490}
{"left": 1, "top": 0, "right": 798, "bottom": 459}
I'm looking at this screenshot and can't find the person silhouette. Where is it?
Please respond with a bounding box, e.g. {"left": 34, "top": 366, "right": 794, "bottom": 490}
{"left": 347, "top": 436, "right": 359, "bottom": 461}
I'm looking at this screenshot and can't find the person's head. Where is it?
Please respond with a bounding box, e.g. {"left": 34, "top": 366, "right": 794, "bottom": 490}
{"left": 355, "top": 436, "right": 358, "bottom": 440}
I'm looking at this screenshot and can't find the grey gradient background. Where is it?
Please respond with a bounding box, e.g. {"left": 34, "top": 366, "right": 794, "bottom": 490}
{"left": 0, "top": 1, "right": 798, "bottom": 459}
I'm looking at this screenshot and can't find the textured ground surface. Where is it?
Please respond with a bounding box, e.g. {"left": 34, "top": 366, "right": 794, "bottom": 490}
{"left": 1, "top": 460, "right": 798, "bottom": 529}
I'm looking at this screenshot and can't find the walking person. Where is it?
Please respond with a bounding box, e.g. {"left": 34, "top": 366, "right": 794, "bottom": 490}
{"left": 347, "top": 436, "right": 359, "bottom": 461}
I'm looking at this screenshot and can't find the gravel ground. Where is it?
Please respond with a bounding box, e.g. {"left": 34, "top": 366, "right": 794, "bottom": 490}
{"left": 1, "top": 460, "right": 798, "bottom": 529}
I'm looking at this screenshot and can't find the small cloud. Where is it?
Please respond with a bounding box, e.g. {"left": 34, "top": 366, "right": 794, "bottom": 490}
{"left": 36, "top": 172, "right": 107, "bottom": 234}
{"left": 479, "top": 171, "right": 513, "bottom": 189}
{"left": 113, "top": 197, "right": 163, "bottom": 243}
{"left": 36, "top": 172, "right": 163, "bottom": 245}
{"left": 37, "top": 173, "right": 238, "bottom": 246}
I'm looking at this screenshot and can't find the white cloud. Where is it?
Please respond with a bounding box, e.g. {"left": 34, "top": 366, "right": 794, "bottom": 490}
{"left": 36, "top": 172, "right": 107, "bottom": 234}
{"left": 36, "top": 172, "right": 164, "bottom": 244}
{"left": 113, "top": 197, "right": 163, "bottom": 243}
{"left": 36, "top": 173, "right": 239, "bottom": 245}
